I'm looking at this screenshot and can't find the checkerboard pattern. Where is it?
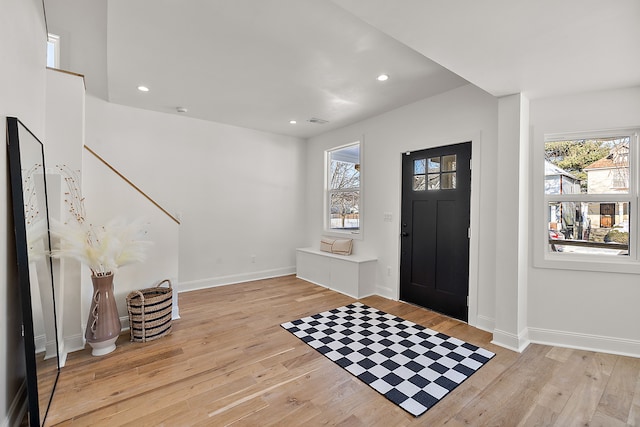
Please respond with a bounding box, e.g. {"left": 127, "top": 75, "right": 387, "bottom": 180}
{"left": 281, "top": 302, "right": 494, "bottom": 417}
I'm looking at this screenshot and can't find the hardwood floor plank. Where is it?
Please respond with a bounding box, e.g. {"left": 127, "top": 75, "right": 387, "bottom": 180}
{"left": 203, "top": 396, "right": 270, "bottom": 427}
{"left": 595, "top": 355, "right": 640, "bottom": 423}
{"left": 418, "top": 383, "right": 482, "bottom": 426}
{"left": 628, "top": 369, "right": 640, "bottom": 426}
{"left": 588, "top": 410, "right": 627, "bottom": 427}
{"left": 530, "top": 349, "right": 594, "bottom": 416}
{"left": 45, "top": 275, "right": 638, "bottom": 426}
{"left": 205, "top": 367, "right": 321, "bottom": 418}
{"left": 517, "top": 404, "right": 559, "bottom": 427}
{"left": 545, "top": 346, "right": 574, "bottom": 363}
{"left": 553, "top": 355, "right": 611, "bottom": 427}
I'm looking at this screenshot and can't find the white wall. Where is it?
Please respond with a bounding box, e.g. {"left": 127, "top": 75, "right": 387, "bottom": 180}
{"left": 528, "top": 86, "right": 640, "bottom": 356}
{"left": 85, "top": 95, "right": 308, "bottom": 292}
{"left": 305, "top": 84, "right": 499, "bottom": 328}
{"left": 0, "top": 0, "right": 47, "bottom": 424}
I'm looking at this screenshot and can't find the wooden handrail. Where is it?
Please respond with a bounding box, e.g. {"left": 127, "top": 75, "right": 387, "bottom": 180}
{"left": 84, "top": 146, "right": 180, "bottom": 225}
{"left": 46, "top": 67, "right": 86, "bottom": 90}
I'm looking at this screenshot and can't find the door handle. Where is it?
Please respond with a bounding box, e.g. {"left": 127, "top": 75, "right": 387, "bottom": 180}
{"left": 401, "top": 231, "right": 409, "bottom": 237}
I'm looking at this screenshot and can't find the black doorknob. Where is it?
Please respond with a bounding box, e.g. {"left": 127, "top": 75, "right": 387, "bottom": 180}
{"left": 401, "top": 231, "right": 409, "bottom": 237}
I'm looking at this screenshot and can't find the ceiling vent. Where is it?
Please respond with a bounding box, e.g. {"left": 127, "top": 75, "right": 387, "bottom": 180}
{"left": 307, "top": 117, "right": 329, "bottom": 125}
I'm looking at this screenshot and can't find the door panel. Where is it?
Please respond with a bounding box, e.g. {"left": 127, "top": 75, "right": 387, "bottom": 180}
{"left": 400, "top": 142, "right": 471, "bottom": 321}
{"left": 411, "top": 200, "right": 433, "bottom": 286}
{"left": 435, "top": 200, "right": 459, "bottom": 294}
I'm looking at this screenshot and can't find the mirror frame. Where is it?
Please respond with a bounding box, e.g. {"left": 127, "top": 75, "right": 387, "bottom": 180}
{"left": 7, "top": 116, "right": 60, "bottom": 426}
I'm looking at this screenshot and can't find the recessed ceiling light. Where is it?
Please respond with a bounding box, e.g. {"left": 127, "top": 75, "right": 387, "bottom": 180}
{"left": 289, "top": 120, "right": 297, "bottom": 124}
{"left": 137, "top": 85, "right": 150, "bottom": 92}
{"left": 377, "top": 74, "right": 389, "bottom": 82}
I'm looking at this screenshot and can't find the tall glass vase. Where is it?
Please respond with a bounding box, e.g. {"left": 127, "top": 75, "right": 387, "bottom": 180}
{"left": 85, "top": 272, "right": 122, "bottom": 356}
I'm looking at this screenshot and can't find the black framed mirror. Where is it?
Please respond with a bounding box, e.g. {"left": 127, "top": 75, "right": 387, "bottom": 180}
{"left": 7, "top": 116, "right": 60, "bottom": 426}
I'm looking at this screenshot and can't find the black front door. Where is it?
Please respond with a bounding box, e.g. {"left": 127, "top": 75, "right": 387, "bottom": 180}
{"left": 400, "top": 142, "right": 471, "bottom": 321}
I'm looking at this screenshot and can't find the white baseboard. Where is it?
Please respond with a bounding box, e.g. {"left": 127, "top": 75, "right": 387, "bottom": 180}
{"left": 172, "top": 289, "right": 180, "bottom": 319}
{"left": 492, "top": 328, "right": 531, "bottom": 353}
{"left": 177, "top": 267, "right": 296, "bottom": 293}
{"left": 35, "top": 334, "right": 60, "bottom": 361}
{"left": 34, "top": 334, "right": 46, "bottom": 354}
{"left": 62, "top": 332, "right": 85, "bottom": 364}
{"left": 120, "top": 315, "right": 130, "bottom": 329}
{"left": 528, "top": 327, "right": 640, "bottom": 358}
{"left": 374, "top": 285, "right": 394, "bottom": 300}
{"left": 474, "top": 314, "right": 495, "bottom": 333}
{"left": 2, "top": 381, "right": 26, "bottom": 427}
{"left": 296, "top": 274, "right": 360, "bottom": 299}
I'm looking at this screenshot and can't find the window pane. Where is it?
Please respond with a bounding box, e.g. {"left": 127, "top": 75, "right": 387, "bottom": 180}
{"left": 414, "top": 159, "right": 426, "bottom": 175}
{"left": 427, "top": 173, "right": 440, "bottom": 190}
{"left": 548, "top": 201, "right": 629, "bottom": 256}
{"left": 329, "top": 191, "right": 359, "bottom": 230}
{"left": 47, "top": 41, "right": 56, "bottom": 67}
{"left": 413, "top": 175, "right": 425, "bottom": 191}
{"left": 441, "top": 172, "right": 456, "bottom": 189}
{"left": 428, "top": 157, "right": 440, "bottom": 173}
{"left": 327, "top": 142, "right": 361, "bottom": 233}
{"left": 47, "top": 33, "right": 59, "bottom": 69}
{"left": 329, "top": 145, "right": 360, "bottom": 190}
{"left": 442, "top": 155, "right": 457, "bottom": 172}
{"left": 544, "top": 136, "right": 630, "bottom": 195}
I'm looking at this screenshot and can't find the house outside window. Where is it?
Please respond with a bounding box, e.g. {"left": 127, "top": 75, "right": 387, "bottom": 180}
{"left": 544, "top": 130, "right": 637, "bottom": 257}
{"left": 326, "top": 142, "right": 360, "bottom": 236}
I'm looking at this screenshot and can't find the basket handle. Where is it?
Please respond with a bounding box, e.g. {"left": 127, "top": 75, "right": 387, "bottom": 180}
{"left": 134, "top": 289, "right": 146, "bottom": 341}
{"left": 133, "top": 289, "right": 145, "bottom": 304}
{"left": 156, "top": 279, "right": 172, "bottom": 289}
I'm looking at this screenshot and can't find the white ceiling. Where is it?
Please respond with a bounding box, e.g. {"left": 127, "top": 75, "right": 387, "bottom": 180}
{"left": 46, "top": 0, "right": 640, "bottom": 139}
{"left": 334, "top": 0, "right": 640, "bottom": 99}
{"left": 105, "top": 0, "right": 468, "bottom": 139}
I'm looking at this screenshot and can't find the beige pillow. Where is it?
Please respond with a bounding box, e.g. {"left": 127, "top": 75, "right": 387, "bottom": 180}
{"left": 320, "top": 237, "right": 353, "bottom": 255}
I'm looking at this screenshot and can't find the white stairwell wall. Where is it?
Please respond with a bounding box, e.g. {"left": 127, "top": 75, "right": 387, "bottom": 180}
{"left": 45, "top": 68, "right": 85, "bottom": 361}
{"left": 82, "top": 149, "right": 180, "bottom": 330}
{"left": 45, "top": 69, "right": 180, "bottom": 357}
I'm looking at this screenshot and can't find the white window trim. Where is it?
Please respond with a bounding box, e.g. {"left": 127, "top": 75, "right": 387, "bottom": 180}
{"left": 535, "top": 127, "right": 640, "bottom": 274}
{"left": 324, "top": 140, "right": 363, "bottom": 240}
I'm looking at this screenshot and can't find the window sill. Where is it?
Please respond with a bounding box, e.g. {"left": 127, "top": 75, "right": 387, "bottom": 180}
{"left": 323, "top": 229, "right": 363, "bottom": 241}
{"left": 536, "top": 252, "right": 640, "bottom": 275}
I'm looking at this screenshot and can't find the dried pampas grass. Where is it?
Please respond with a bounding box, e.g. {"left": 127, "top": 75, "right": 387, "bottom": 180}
{"left": 51, "top": 217, "right": 152, "bottom": 276}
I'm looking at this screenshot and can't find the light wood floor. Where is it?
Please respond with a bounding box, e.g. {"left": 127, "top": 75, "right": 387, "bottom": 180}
{"left": 45, "top": 275, "right": 640, "bottom": 426}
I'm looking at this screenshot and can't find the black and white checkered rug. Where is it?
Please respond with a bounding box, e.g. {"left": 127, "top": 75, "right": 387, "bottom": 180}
{"left": 281, "top": 302, "right": 494, "bottom": 417}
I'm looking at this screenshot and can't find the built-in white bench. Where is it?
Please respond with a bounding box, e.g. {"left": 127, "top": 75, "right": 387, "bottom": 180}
{"left": 296, "top": 247, "right": 377, "bottom": 298}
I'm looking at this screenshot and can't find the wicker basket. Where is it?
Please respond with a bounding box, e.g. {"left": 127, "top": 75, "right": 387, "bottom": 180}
{"left": 126, "top": 279, "right": 173, "bottom": 342}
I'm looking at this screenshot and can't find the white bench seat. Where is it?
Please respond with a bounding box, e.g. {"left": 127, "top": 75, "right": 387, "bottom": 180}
{"left": 296, "top": 247, "right": 377, "bottom": 298}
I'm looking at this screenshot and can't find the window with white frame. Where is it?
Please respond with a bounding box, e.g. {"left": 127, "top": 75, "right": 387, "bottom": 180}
{"left": 326, "top": 142, "right": 360, "bottom": 235}
{"left": 47, "top": 33, "right": 60, "bottom": 68}
{"left": 544, "top": 129, "right": 638, "bottom": 257}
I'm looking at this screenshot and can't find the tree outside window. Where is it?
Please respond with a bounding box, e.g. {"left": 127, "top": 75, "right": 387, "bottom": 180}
{"left": 327, "top": 143, "right": 360, "bottom": 232}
